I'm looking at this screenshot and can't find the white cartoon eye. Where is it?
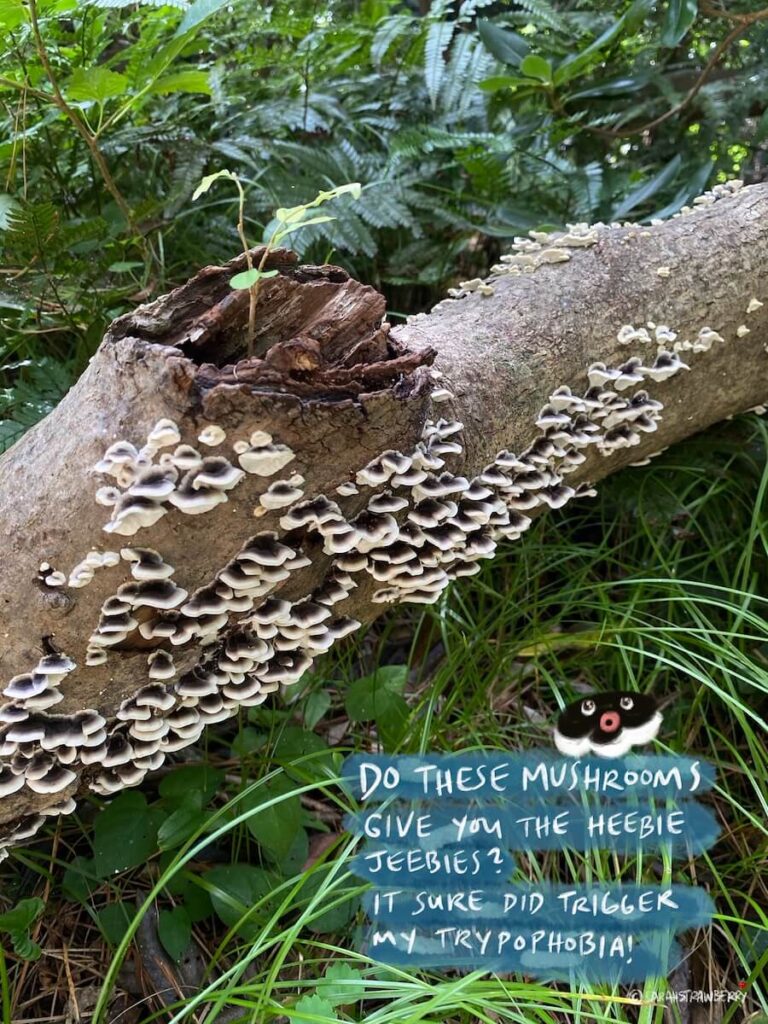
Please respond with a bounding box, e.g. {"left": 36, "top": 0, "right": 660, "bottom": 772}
{"left": 581, "top": 699, "right": 596, "bottom": 716}
{"left": 619, "top": 696, "right": 634, "bottom": 710}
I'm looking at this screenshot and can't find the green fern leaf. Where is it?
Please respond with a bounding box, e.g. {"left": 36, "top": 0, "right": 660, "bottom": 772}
{"left": 424, "top": 19, "right": 455, "bottom": 110}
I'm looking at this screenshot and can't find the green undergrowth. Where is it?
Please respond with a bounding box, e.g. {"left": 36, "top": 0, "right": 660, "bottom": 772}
{"left": 1, "top": 415, "right": 767, "bottom": 1023}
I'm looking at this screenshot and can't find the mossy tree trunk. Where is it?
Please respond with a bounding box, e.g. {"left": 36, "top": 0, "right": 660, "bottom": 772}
{"left": 0, "top": 183, "right": 767, "bottom": 852}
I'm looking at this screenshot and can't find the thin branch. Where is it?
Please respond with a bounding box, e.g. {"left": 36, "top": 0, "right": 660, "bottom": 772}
{"left": 25, "top": 0, "right": 137, "bottom": 235}
{"left": 575, "top": 5, "right": 768, "bottom": 140}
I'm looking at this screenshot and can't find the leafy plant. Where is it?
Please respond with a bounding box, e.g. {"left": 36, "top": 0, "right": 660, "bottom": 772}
{"left": 0, "top": 898, "right": 45, "bottom": 960}
{"left": 193, "top": 171, "right": 361, "bottom": 353}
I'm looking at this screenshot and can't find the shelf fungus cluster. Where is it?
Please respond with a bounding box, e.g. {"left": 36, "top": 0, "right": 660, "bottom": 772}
{"left": 443, "top": 179, "right": 747, "bottom": 302}
{"left": 93, "top": 420, "right": 299, "bottom": 535}
{"left": 0, "top": 285, "right": 745, "bottom": 862}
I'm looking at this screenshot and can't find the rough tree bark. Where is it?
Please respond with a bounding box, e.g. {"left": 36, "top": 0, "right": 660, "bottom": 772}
{"left": 0, "top": 181, "right": 766, "bottom": 853}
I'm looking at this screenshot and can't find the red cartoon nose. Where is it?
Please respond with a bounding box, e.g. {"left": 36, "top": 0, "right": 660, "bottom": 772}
{"left": 599, "top": 711, "right": 621, "bottom": 733}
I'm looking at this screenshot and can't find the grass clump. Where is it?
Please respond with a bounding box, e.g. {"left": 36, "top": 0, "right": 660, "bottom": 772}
{"left": 1, "top": 416, "right": 766, "bottom": 1023}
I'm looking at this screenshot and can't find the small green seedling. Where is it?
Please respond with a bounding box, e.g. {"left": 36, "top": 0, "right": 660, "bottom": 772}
{"left": 0, "top": 897, "right": 45, "bottom": 960}
{"left": 192, "top": 172, "right": 361, "bottom": 356}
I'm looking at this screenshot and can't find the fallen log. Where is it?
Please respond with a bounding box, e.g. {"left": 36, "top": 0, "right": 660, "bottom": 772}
{"left": 0, "top": 179, "right": 766, "bottom": 853}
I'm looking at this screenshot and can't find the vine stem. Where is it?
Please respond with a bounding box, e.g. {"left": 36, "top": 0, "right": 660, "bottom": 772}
{"left": 232, "top": 176, "right": 258, "bottom": 355}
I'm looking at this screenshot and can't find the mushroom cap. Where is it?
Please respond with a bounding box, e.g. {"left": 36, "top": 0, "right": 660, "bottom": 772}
{"left": 121, "top": 547, "right": 175, "bottom": 580}
{"left": 22, "top": 689, "right": 66, "bottom": 710}
{"left": 408, "top": 498, "right": 457, "bottom": 528}
{"left": 41, "top": 652, "right": 77, "bottom": 677}
{"left": 278, "top": 496, "right": 340, "bottom": 530}
{"left": 171, "top": 444, "right": 204, "bottom": 470}
{"left": 187, "top": 456, "right": 245, "bottom": 491}
{"left": 148, "top": 650, "right": 176, "bottom": 680}
{"left": 93, "top": 440, "right": 140, "bottom": 474}
{"left": 146, "top": 419, "right": 181, "bottom": 449}
{"left": 367, "top": 492, "right": 409, "bottom": 514}
{"left": 336, "top": 482, "right": 359, "bottom": 496}
{"left": 0, "top": 769, "right": 25, "bottom": 797}
{"left": 122, "top": 579, "right": 188, "bottom": 610}
{"left": 3, "top": 673, "right": 50, "bottom": 700}
{"left": 352, "top": 511, "right": 400, "bottom": 551}
{"left": 242, "top": 430, "right": 271, "bottom": 448}
{"left": 95, "top": 486, "right": 121, "bottom": 507}
{"left": 168, "top": 487, "right": 228, "bottom": 514}
{"left": 198, "top": 425, "right": 227, "bottom": 447}
{"left": 104, "top": 496, "right": 167, "bottom": 536}
{"left": 238, "top": 444, "right": 295, "bottom": 476}
{"left": 259, "top": 480, "right": 305, "bottom": 510}
{"left": 26, "top": 764, "right": 77, "bottom": 794}
{"left": 239, "top": 532, "right": 297, "bottom": 567}
{"left": 333, "top": 550, "right": 369, "bottom": 572}
{"left": 175, "top": 668, "right": 220, "bottom": 697}
{"left": 289, "top": 601, "right": 332, "bottom": 629}
{"left": 129, "top": 466, "right": 177, "bottom": 499}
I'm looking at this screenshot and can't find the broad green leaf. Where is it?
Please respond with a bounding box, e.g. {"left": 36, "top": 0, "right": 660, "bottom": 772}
{"left": 175, "top": 0, "right": 237, "bottom": 36}
{"left": 158, "top": 906, "right": 191, "bottom": 962}
{"left": 647, "top": 159, "right": 713, "bottom": 220}
{"left": 157, "top": 803, "right": 210, "bottom": 850}
{"left": 288, "top": 995, "right": 338, "bottom": 1023}
{"left": 230, "top": 267, "right": 278, "bottom": 289}
{"left": 660, "top": 0, "right": 698, "bottom": 47}
{"left": 611, "top": 154, "right": 683, "bottom": 219}
{"left": 9, "top": 933, "right": 41, "bottom": 960}
{"left": 520, "top": 55, "right": 552, "bottom": 84}
{"left": 316, "top": 963, "right": 365, "bottom": 1007}
{"left": 554, "top": 0, "right": 653, "bottom": 86}
{"left": 0, "top": 0, "right": 24, "bottom": 30}
{"left": 160, "top": 764, "right": 223, "bottom": 805}
{"left": 0, "top": 899, "right": 45, "bottom": 959}
{"left": 276, "top": 184, "right": 361, "bottom": 225}
{"left": 107, "top": 260, "right": 144, "bottom": 272}
{"left": 96, "top": 902, "right": 133, "bottom": 946}
{"left": 303, "top": 690, "right": 331, "bottom": 730}
{"left": 243, "top": 775, "right": 302, "bottom": 859}
{"left": 376, "top": 692, "right": 410, "bottom": 749}
{"left": 567, "top": 73, "right": 652, "bottom": 101}
{"left": 0, "top": 898, "right": 45, "bottom": 934}
{"left": 273, "top": 215, "right": 335, "bottom": 242}
{"left": 93, "top": 791, "right": 163, "bottom": 877}
{"left": 477, "top": 20, "right": 529, "bottom": 68}
{"left": 301, "top": 874, "right": 359, "bottom": 934}
{"left": 276, "top": 205, "right": 311, "bottom": 225}
{"left": 345, "top": 665, "right": 407, "bottom": 722}
{"left": 315, "top": 182, "right": 361, "bottom": 203}
{"left": 192, "top": 168, "right": 236, "bottom": 200}
{"left": 231, "top": 725, "right": 262, "bottom": 755}
{"left": 479, "top": 74, "right": 536, "bottom": 92}
{"left": 66, "top": 67, "right": 130, "bottom": 104}
{"left": 204, "top": 863, "right": 275, "bottom": 932}
{"left": 271, "top": 726, "right": 334, "bottom": 781}
{"left": 148, "top": 70, "right": 212, "bottom": 96}
{"left": 282, "top": 826, "right": 310, "bottom": 875}
{"left": 89, "top": 0, "right": 187, "bottom": 6}
{"left": 164, "top": 875, "right": 213, "bottom": 923}
{"left": 62, "top": 856, "right": 99, "bottom": 903}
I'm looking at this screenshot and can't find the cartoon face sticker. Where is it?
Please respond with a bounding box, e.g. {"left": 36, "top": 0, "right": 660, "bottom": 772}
{"left": 553, "top": 691, "right": 663, "bottom": 758}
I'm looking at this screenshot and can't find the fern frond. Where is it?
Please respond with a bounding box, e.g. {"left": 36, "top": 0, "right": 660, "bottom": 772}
{"left": 424, "top": 19, "right": 456, "bottom": 110}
